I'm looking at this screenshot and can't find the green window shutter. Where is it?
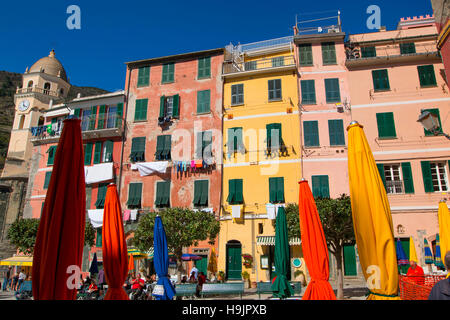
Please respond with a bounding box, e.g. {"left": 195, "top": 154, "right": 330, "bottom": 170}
{"left": 196, "top": 132, "right": 203, "bottom": 159}
{"left": 299, "top": 44, "right": 313, "bottom": 66}
{"left": 322, "top": 42, "right": 337, "bottom": 65}
{"left": 162, "top": 63, "right": 175, "bottom": 83}
{"left": 401, "top": 162, "right": 415, "bottom": 194}
{"left": 423, "top": 108, "right": 443, "bottom": 136}
{"left": 159, "top": 96, "right": 165, "bottom": 118}
{"left": 194, "top": 180, "right": 208, "bottom": 206}
{"left": 361, "top": 46, "right": 376, "bottom": 58}
{"left": 43, "top": 171, "right": 52, "bottom": 189}
{"left": 47, "top": 146, "right": 57, "bottom": 166}
{"left": 116, "top": 103, "right": 123, "bottom": 128}
{"left": 328, "top": 119, "right": 345, "bottom": 146}
{"left": 376, "top": 112, "right": 397, "bottom": 139}
{"left": 267, "top": 123, "right": 282, "bottom": 149}
{"left": 321, "top": 176, "right": 330, "bottom": 198}
{"left": 74, "top": 108, "right": 81, "bottom": 118}
{"left": 134, "top": 99, "right": 148, "bottom": 121}
{"left": 325, "top": 78, "right": 341, "bottom": 103}
{"left": 421, "top": 161, "right": 434, "bottom": 193}
{"left": 96, "top": 228, "right": 102, "bottom": 247}
{"left": 231, "top": 84, "right": 244, "bottom": 105}
{"left": 268, "top": 79, "right": 282, "bottom": 101}
{"left": 269, "top": 178, "right": 284, "bottom": 203}
{"left": 303, "top": 121, "right": 320, "bottom": 147}
{"left": 103, "top": 140, "right": 113, "bottom": 162}
{"left": 227, "top": 179, "right": 236, "bottom": 204}
{"left": 312, "top": 176, "right": 329, "bottom": 198}
{"left": 97, "top": 105, "right": 106, "bottom": 129}
{"left": 193, "top": 180, "right": 202, "bottom": 206}
{"left": 227, "top": 128, "right": 236, "bottom": 154}
{"left": 311, "top": 176, "right": 321, "bottom": 198}
{"left": 377, "top": 164, "right": 387, "bottom": 189}
{"left": 276, "top": 177, "right": 285, "bottom": 203}
{"left": 89, "top": 106, "right": 97, "bottom": 130}
{"left": 418, "top": 65, "right": 437, "bottom": 87}
{"left": 155, "top": 135, "right": 165, "bottom": 160}
{"left": 301, "top": 80, "right": 316, "bottom": 104}
{"left": 137, "top": 66, "right": 150, "bottom": 87}
{"left": 95, "top": 184, "right": 107, "bottom": 209}
{"left": 372, "top": 69, "right": 390, "bottom": 91}
{"left": 84, "top": 143, "right": 93, "bottom": 165}
{"left": 172, "top": 94, "right": 180, "bottom": 118}
{"left": 272, "top": 57, "right": 285, "bottom": 67}
{"left": 93, "top": 141, "right": 102, "bottom": 164}
{"left": 234, "top": 179, "right": 243, "bottom": 204}
{"left": 202, "top": 131, "right": 212, "bottom": 159}
{"left": 200, "top": 181, "right": 209, "bottom": 206}
{"left": 400, "top": 43, "right": 416, "bottom": 54}
{"left": 198, "top": 57, "right": 211, "bottom": 79}
{"left": 130, "top": 137, "right": 145, "bottom": 162}
{"left": 197, "top": 90, "right": 210, "bottom": 114}
{"left": 162, "top": 135, "right": 171, "bottom": 159}
{"left": 127, "top": 183, "right": 142, "bottom": 208}
{"left": 155, "top": 181, "right": 170, "bottom": 207}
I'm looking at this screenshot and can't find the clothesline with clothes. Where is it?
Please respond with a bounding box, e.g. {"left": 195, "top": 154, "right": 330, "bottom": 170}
{"left": 173, "top": 159, "right": 215, "bottom": 173}
{"left": 222, "top": 203, "right": 286, "bottom": 220}
{"left": 30, "top": 122, "right": 63, "bottom": 137}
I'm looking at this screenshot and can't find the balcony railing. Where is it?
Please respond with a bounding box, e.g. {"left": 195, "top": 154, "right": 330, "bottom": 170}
{"left": 16, "top": 86, "right": 61, "bottom": 98}
{"left": 223, "top": 55, "right": 296, "bottom": 76}
{"left": 386, "top": 180, "right": 404, "bottom": 194}
{"left": 240, "top": 36, "right": 293, "bottom": 53}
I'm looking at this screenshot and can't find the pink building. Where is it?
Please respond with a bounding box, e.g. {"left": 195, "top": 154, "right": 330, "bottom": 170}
{"left": 346, "top": 16, "right": 450, "bottom": 269}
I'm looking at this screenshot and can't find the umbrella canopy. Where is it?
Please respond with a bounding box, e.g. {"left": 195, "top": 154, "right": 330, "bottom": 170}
{"left": 438, "top": 201, "right": 450, "bottom": 262}
{"left": 89, "top": 253, "right": 99, "bottom": 275}
{"left": 181, "top": 254, "right": 202, "bottom": 261}
{"left": 347, "top": 122, "right": 400, "bottom": 300}
{"left": 32, "top": 119, "right": 86, "bottom": 300}
{"left": 424, "top": 238, "right": 434, "bottom": 264}
{"left": 434, "top": 234, "right": 445, "bottom": 269}
{"left": 298, "top": 180, "right": 336, "bottom": 300}
{"left": 271, "top": 206, "right": 294, "bottom": 299}
{"left": 207, "top": 247, "right": 218, "bottom": 275}
{"left": 128, "top": 254, "right": 135, "bottom": 273}
{"left": 102, "top": 184, "right": 129, "bottom": 300}
{"left": 396, "top": 239, "right": 409, "bottom": 266}
{"left": 152, "top": 216, "right": 176, "bottom": 300}
{"left": 409, "top": 237, "right": 418, "bottom": 264}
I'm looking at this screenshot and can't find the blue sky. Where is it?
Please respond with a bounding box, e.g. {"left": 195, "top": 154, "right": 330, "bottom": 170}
{"left": 0, "top": 0, "right": 432, "bottom": 92}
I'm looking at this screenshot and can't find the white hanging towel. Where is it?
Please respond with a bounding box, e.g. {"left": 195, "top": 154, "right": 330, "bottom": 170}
{"left": 231, "top": 205, "right": 241, "bottom": 218}
{"left": 131, "top": 161, "right": 169, "bottom": 177}
{"left": 85, "top": 162, "right": 114, "bottom": 185}
{"left": 130, "top": 209, "right": 138, "bottom": 221}
{"left": 88, "top": 209, "right": 104, "bottom": 228}
{"left": 201, "top": 208, "right": 214, "bottom": 214}
{"left": 266, "top": 204, "right": 276, "bottom": 220}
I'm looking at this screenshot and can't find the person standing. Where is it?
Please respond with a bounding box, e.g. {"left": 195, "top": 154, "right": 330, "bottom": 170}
{"left": 189, "top": 266, "right": 198, "bottom": 282}
{"left": 2, "top": 267, "right": 11, "bottom": 291}
{"left": 428, "top": 251, "right": 450, "bottom": 300}
{"left": 97, "top": 268, "right": 105, "bottom": 291}
{"left": 12, "top": 272, "right": 19, "bottom": 291}
{"left": 17, "top": 270, "right": 26, "bottom": 290}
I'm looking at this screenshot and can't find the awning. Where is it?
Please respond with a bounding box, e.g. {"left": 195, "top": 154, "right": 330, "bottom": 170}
{"left": 0, "top": 256, "right": 33, "bottom": 266}
{"left": 257, "top": 236, "right": 302, "bottom": 246}
{"left": 127, "top": 247, "right": 149, "bottom": 259}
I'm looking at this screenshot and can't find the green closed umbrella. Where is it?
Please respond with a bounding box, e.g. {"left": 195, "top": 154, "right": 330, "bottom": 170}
{"left": 271, "top": 206, "right": 294, "bottom": 299}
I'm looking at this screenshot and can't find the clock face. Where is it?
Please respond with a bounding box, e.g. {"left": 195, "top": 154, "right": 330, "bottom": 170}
{"left": 18, "top": 100, "right": 30, "bottom": 112}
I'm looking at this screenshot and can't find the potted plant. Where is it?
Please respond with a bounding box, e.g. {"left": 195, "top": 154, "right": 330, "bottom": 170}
{"left": 217, "top": 270, "right": 225, "bottom": 283}
{"left": 242, "top": 254, "right": 253, "bottom": 268}
{"left": 241, "top": 271, "right": 251, "bottom": 288}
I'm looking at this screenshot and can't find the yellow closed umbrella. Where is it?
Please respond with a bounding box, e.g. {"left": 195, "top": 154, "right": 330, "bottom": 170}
{"left": 207, "top": 247, "right": 218, "bottom": 275}
{"left": 409, "top": 237, "right": 418, "bottom": 263}
{"left": 347, "top": 122, "right": 400, "bottom": 300}
{"left": 438, "top": 200, "right": 450, "bottom": 260}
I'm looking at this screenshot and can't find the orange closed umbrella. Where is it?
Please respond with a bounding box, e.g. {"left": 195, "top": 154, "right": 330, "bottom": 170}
{"left": 102, "top": 184, "right": 129, "bottom": 300}
{"left": 128, "top": 253, "right": 135, "bottom": 273}
{"left": 298, "top": 180, "right": 336, "bottom": 300}
{"left": 32, "top": 119, "right": 86, "bottom": 300}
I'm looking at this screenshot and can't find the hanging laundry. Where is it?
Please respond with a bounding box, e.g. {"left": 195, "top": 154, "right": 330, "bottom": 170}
{"left": 46, "top": 124, "right": 52, "bottom": 134}
{"left": 130, "top": 209, "right": 138, "bottom": 221}
{"left": 266, "top": 204, "right": 276, "bottom": 220}
{"left": 191, "top": 160, "right": 196, "bottom": 172}
{"left": 195, "top": 160, "right": 202, "bottom": 168}
{"left": 123, "top": 210, "right": 131, "bottom": 222}
{"left": 231, "top": 205, "right": 241, "bottom": 218}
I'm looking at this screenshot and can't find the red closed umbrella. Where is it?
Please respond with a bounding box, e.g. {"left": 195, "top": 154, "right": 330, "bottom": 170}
{"left": 298, "top": 180, "right": 336, "bottom": 300}
{"left": 102, "top": 184, "right": 129, "bottom": 300}
{"left": 32, "top": 119, "right": 86, "bottom": 300}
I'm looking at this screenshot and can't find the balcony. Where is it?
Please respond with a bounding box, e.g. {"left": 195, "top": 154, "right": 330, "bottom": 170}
{"left": 30, "top": 113, "right": 124, "bottom": 145}
{"left": 222, "top": 55, "right": 296, "bottom": 78}
{"left": 16, "top": 86, "right": 62, "bottom": 99}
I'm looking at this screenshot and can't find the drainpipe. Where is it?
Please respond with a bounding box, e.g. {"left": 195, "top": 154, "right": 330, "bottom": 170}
{"left": 118, "top": 66, "right": 132, "bottom": 196}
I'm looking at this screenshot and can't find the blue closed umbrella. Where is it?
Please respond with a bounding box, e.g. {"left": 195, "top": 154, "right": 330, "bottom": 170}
{"left": 424, "top": 238, "right": 434, "bottom": 264}
{"left": 89, "top": 252, "right": 99, "bottom": 275}
{"left": 396, "top": 239, "right": 409, "bottom": 266}
{"left": 434, "top": 234, "right": 445, "bottom": 269}
{"left": 152, "top": 216, "right": 176, "bottom": 300}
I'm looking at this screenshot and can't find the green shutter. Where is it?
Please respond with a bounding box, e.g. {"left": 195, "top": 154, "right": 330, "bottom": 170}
{"left": 377, "top": 164, "right": 387, "bottom": 189}
{"left": 372, "top": 69, "right": 390, "bottom": 91}
{"left": 269, "top": 178, "right": 284, "bottom": 203}
{"left": 93, "top": 141, "right": 102, "bottom": 164}
{"left": 202, "top": 131, "right": 212, "bottom": 158}
{"left": 325, "top": 78, "right": 341, "bottom": 103}
{"left": 400, "top": 43, "right": 416, "bottom": 54}
{"left": 172, "top": 94, "right": 180, "bottom": 118}
{"left": 43, "top": 171, "right": 52, "bottom": 189}
{"left": 162, "top": 63, "right": 175, "bottom": 83}
{"left": 312, "top": 176, "right": 330, "bottom": 198}
{"left": 95, "top": 184, "right": 107, "bottom": 209}
{"left": 311, "top": 176, "right": 321, "bottom": 198}
{"left": 103, "top": 140, "right": 113, "bottom": 162}
{"left": 322, "top": 42, "right": 337, "bottom": 65}
{"left": 227, "top": 179, "right": 236, "bottom": 204}
{"left": 89, "top": 106, "right": 97, "bottom": 130}
{"left": 159, "top": 96, "right": 165, "bottom": 118}
{"left": 196, "top": 132, "right": 203, "bottom": 159}
{"left": 135, "top": 99, "right": 148, "bottom": 121}
{"left": 84, "top": 143, "right": 93, "bottom": 165}
{"left": 277, "top": 177, "right": 285, "bottom": 203}
{"left": 361, "top": 46, "right": 376, "bottom": 58}
{"left": 74, "top": 108, "right": 81, "bottom": 118}
{"left": 137, "top": 66, "right": 150, "bottom": 87}
{"left": 96, "top": 228, "right": 102, "bottom": 247}
{"left": 235, "top": 179, "right": 243, "bottom": 204}
{"left": 418, "top": 65, "right": 437, "bottom": 87}
{"left": 47, "top": 146, "right": 57, "bottom": 166}
{"left": 227, "top": 128, "right": 235, "bottom": 154}
{"left": 321, "top": 176, "right": 330, "bottom": 198}
{"left": 197, "top": 90, "right": 210, "bottom": 114}
{"left": 303, "top": 121, "right": 319, "bottom": 147}
{"left": 376, "top": 112, "right": 397, "bottom": 139}
{"left": 155, "top": 135, "right": 165, "bottom": 160}
{"left": 299, "top": 44, "right": 313, "bottom": 66}
{"left": 199, "top": 181, "right": 209, "bottom": 206}
{"left": 198, "top": 57, "right": 211, "bottom": 79}
{"left": 193, "top": 180, "right": 202, "bottom": 206}
{"left": 162, "top": 135, "right": 171, "bottom": 158}
{"left": 423, "top": 108, "right": 443, "bottom": 136}
{"left": 155, "top": 181, "right": 170, "bottom": 207}
{"left": 97, "top": 105, "right": 106, "bottom": 129}
{"left": 301, "top": 80, "right": 316, "bottom": 104}
{"left": 130, "top": 137, "right": 145, "bottom": 162}
{"left": 401, "top": 162, "right": 415, "bottom": 194}
{"left": 328, "top": 119, "right": 345, "bottom": 146}
{"left": 268, "top": 79, "right": 282, "bottom": 101}
{"left": 127, "top": 183, "right": 142, "bottom": 207}
{"left": 117, "top": 103, "right": 123, "bottom": 128}
{"left": 421, "top": 161, "right": 434, "bottom": 193}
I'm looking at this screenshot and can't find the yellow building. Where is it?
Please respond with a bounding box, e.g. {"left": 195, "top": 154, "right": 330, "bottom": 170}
{"left": 218, "top": 37, "right": 306, "bottom": 284}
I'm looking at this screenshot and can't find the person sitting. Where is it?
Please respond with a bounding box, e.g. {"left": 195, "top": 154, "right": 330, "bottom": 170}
{"left": 428, "top": 251, "right": 450, "bottom": 300}
{"left": 195, "top": 272, "right": 207, "bottom": 297}
{"left": 406, "top": 260, "right": 425, "bottom": 285}
{"left": 181, "top": 275, "right": 188, "bottom": 284}
{"left": 130, "top": 273, "right": 145, "bottom": 299}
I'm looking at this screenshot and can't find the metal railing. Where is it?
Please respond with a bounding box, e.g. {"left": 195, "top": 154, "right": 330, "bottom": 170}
{"left": 346, "top": 42, "right": 439, "bottom": 60}
{"left": 386, "top": 180, "right": 404, "bottom": 194}
{"left": 240, "top": 36, "right": 293, "bottom": 53}
{"left": 223, "top": 55, "right": 295, "bottom": 75}
{"left": 16, "top": 86, "right": 61, "bottom": 98}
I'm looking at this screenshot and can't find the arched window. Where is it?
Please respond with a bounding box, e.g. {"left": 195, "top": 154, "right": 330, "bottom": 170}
{"left": 27, "top": 80, "right": 33, "bottom": 87}
{"left": 18, "top": 115, "right": 25, "bottom": 130}
{"left": 43, "top": 82, "right": 51, "bottom": 95}
{"left": 38, "top": 116, "right": 44, "bottom": 126}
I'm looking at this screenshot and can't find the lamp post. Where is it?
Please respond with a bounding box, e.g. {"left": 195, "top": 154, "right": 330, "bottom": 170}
{"left": 417, "top": 110, "right": 450, "bottom": 139}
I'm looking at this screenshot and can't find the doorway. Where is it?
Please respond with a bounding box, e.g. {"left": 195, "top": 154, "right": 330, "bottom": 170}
{"left": 226, "top": 240, "right": 242, "bottom": 280}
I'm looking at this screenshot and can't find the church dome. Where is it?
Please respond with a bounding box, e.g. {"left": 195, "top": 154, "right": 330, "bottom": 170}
{"left": 29, "top": 50, "right": 68, "bottom": 82}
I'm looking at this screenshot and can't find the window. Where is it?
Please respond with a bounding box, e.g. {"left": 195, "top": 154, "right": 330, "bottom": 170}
{"left": 418, "top": 65, "right": 437, "bottom": 87}
{"left": 272, "top": 57, "right": 285, "bottom": 67}
{"left": 80, "top": 109, "right": 91, "bottom": 131}
{"left": 97, "top": 105, "right": 107, "bottom": 129}
{"left": 155, "top": 135, "right": 171, "bottom": 161}
{"left": 127, "top": 183, "right": 142, "bottom": 208}
{"left": 378, "top": 163, "right": 415, "bottom": 194}
{"left": 361, "top": 46, "right": 376, "bottom": 58}
{"left": 227, "top": 127, "right": 244, "bottom": 156}
{"left": 95, "top": 184, "right": 108, "bottom": 209}
{"left": 196, "top": 131, "right": 212, "bottom": 160}
{"left": 268, "top": 79, "right": 282, "bottom": 101}
{"left": 423, "top": 108, "right": 443, "bottom": 136}
{"left": 43, "top": 171, "right": 52, "bottom": 189}
{"left": 102, "top": 141, "right": 114, "bottom": 163}
{"left": 88, "top": 106, "right": 97, "bottom": 131}
{"left": 130, "top": 137, "right": 146, "bottom": 162}
{"left": 421, "top": 161, "right": 449, "bottom": 193}
{"left": 92, "top": 141, "right": 103, "bottom": 164}
{"left": 193, "top": 180, "right": 209, "bottom": 207}
{"left": 134, "top": 99, "right": 148, "bottom": 121}
{"left": 96, "top": 228, "right": 102, "bottom": 247}
{"left": 47, "top": 146, "right": 57, "bottom": 166}
{"left": 159, "top": 95, "right": 180, "bottom": 119}
{"left": 298, "top": 44, "right": 313, "bottom": 66}
{"left": 324, "top": 78, "right": 341, "bottom": 103}
{"left": 303, "top": 121, "right": 320, "bottom": 147}
{"left": 106, "top": 104, "right": 121, "bottom": 129}
{"left": 18, "top": 115, "right": 25, "bottom": 130}
{"left": 245, "top": 61, "right": 257, "bottom": 71}
{"left": 27, "top": 80, "right": 33, "bottom": 88}
{"left": 162, "top": 62, "right": 175, "bottom": 83}
{"left": 328, "top": 119, "right": 345, "bottom": 146}
{"left": 227, "top": 179, "right": 243, "bottom": 205}
{"left": 231, "top": 84, "right": 244, "bottom": 106}
{"left": 155, "top": 181, "right": 170, "bottom": 208}
{"left": 197, "top": 90, "right": 211, "bottom": 114}
{"left": 311, "top": 175, "right": 330, "bottom": 198}
{"left": 266, "top": 123, "right": 285, "bottom": 154}
{"left": 376, "top": 112, "right": 397, "bottom": 139}
{"left": 300, "top": 80, "right": 316, "bottom": 104}
{"left": 269, "top": 177, "right": 284, "bottom": 203}
{"left": 372, "top": 69, "right": 390, "bottom": 91}
{"left": 198, "top": 57, "right": 211, "bottom": 79}
{"left": 137, "top": 66, "right": 150, "bottom": 87}
{"left": 400, "top": 43, "right": 416, "bottom": 54}
{"left": 322, "top": 42, "right": 337, "bottom": 65}
{"left": 84, "top": 143, "right": 93, "bottom": 165}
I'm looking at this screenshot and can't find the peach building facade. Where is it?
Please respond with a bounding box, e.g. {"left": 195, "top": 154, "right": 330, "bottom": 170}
{"left": 346, "top": 16, "right": 450, "bottom": 269}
